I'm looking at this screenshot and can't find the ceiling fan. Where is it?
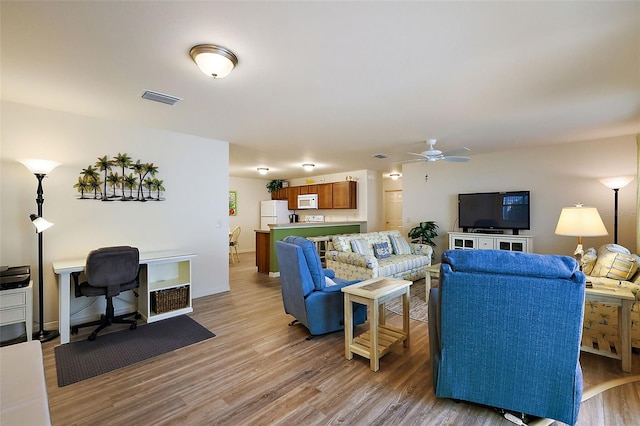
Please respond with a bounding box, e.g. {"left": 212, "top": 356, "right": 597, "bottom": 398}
{"left": 407, "top": 139, "right": 471, "bottom": 163}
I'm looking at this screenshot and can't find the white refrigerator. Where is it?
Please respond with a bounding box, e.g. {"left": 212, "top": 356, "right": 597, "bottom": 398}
{"left": 260, "top": 200, "right": 291, "bottom": 230}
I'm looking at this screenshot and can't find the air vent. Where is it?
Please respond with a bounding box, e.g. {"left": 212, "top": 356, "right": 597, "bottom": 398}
{"left": 372, "top": 153, "right": 388, "bottom": 159}
{"left": 141, "top": 90, "right": 182, "bottom": 106}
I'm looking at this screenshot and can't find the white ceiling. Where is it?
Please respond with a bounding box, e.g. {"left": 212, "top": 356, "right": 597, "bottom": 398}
{"left": 2, "top": 1, "right": 639, "bottom": 179}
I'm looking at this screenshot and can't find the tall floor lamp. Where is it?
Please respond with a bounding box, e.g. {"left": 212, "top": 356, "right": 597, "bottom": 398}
{"left": 19, "top": 158, "right": 61, "bottom": 342}
{"left": 599, "top": 176, "right": 634, "bottom": 244}
{"left": 555, "top": 203, "right": 608, "bottom": 269}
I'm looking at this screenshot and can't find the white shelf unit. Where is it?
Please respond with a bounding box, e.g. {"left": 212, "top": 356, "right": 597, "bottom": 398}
{"left": 138, "top": 253, "right": 195, "bottom": 323}
{"left": 0, "top": 281, "right": 33, "bottom": 341}
{"left": 448, "top": 232, "right": 533, "bottom": 253}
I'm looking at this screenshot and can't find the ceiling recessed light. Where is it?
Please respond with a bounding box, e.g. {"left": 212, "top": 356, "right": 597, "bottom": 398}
{"left": 302, "top": 163, "right": 315, "bottom": 172}
{"left": 257, "top": 167, "right": 269, "bottom": 175}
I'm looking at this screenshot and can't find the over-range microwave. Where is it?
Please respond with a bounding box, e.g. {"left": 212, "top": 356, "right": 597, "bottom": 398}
{"left": 297, "top": 194, "right": 318, "bottom": 209}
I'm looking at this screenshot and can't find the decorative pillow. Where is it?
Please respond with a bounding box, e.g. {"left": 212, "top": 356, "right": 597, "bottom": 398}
{"left": 591, "top": 244, "right": 638, "bottom": 280}
{"left": 325, "top": 276, "right": 338, "bottom": 287}
{"left": 390, "top": 236, "right": 412, "bottom": 255}
{"left": 373, "top": 242, "right": 391, "bottom": 259}
{"left": 351, "top": 239, "right": 374, "bottom": 256}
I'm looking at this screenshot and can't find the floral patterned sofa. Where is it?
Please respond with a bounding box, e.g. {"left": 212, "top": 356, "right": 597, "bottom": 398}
{"left": 582, "top": 244, "right": 640, "bottom": 350}
{"left": 326, "top": 230, "right": 432, "bottom": 281}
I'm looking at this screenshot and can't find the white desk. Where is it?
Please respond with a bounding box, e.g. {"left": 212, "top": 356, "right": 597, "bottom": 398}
{"left": 53, "top": 250, "right": 196, "bottom": 344}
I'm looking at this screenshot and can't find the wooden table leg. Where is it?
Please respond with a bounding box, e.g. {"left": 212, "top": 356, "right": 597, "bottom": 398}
{"left": 344, "top": 294, "right": 353, "bottom": 360}
{"left": 370, "top": 299, "right": 379, "bottom": 372}
{"left": 403, "top": 288, "right": 410, "bottom": 348}
{"left": 620, "top": 299, "right": 632, "bottom": 372}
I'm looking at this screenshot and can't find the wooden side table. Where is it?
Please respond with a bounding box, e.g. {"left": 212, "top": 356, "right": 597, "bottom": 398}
{"left": 424, "top": 263, "right": 441, "bottom": 300}
{"left": 581, "top": 285, "right": 634, "bottom": 372}
{"left": 342, "top": 277, "right": 412, "bottom": 371}
{"left": 0, "top": 281, "right": 33, "bottom": 342}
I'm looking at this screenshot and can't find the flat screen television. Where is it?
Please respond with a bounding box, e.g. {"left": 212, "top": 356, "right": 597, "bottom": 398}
{"left": 458, "top": 191, "right": 530, "bottom": 234}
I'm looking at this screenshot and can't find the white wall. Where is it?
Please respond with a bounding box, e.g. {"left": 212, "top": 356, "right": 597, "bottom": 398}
{"left": 1, "top": 101, "right": 230, "bottom": 330}
{"left": 401, "top": 135, "right": 638, "bottom": 260}
{"left": 229, "top": 175, "right": 271, "bottom": 252}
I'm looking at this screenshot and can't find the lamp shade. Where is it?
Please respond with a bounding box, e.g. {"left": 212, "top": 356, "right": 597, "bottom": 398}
{"left": 19, "top": 158, "right": 61, "bottom": 175}
{"left": 554, "top": 205, "right": 608, "bottom": 237}
{"left": 189, "top": 44, "right": 238, "bottom": 78}
{"left": 30, "top": 214, "right": 54, "bottom": 233}
{"left": 599, "top": 176, "right": 634, "bottom": 190}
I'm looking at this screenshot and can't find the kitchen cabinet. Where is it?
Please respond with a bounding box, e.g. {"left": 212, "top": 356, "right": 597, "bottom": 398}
{"left": 332, "top": 181, "right": 357, "bottom": 209}
{"left": 271, "top": 187, "right": 288, "bottom": 200}
{"left": 287, "top": 186, "right": 299, "bottom": 210}
{"left": 317, "top": 183, "right": 333, "bottom": 209}
{"left": 299, "top": 185, "right": 318, "bottom": 195}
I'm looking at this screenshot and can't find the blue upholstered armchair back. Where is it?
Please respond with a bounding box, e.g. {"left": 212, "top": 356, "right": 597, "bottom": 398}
{"left": 430, "top": 249, "right": 585, "bottom": 425}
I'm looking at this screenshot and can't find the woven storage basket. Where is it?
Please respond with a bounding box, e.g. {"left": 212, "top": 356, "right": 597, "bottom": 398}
{"left": 151, "top": 286, "right": 189, "bottom": 314}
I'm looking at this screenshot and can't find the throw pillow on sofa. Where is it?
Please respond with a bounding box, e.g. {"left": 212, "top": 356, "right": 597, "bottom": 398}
{"left": 373, "top": 242, "right": 391, "bottom": 259}
{"left": 351, "top": 239, "right": 374, "bottom": 256}
{"left": 390, "top": 236, "right": 412, "bottom": 255}
{"left": 591, "top": 244, "right": 638, "bottom": 280}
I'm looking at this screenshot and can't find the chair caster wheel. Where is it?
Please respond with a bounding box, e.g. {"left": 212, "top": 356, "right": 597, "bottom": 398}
{"left": 130, "top": 322, "right": 137, "bottom": 330}
{"left": 71, "top": 326, "right": 79, "bottom": 335}
{"left": 88, "top": 332, "right": 97, "bottom": 341}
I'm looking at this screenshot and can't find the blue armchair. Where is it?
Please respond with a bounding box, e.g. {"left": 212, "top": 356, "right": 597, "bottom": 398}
{"left": 276, "top": 236, "right": 366, "bottom": 336}
{"left": 429, "top": 249, "right": 585, "bottom": 425}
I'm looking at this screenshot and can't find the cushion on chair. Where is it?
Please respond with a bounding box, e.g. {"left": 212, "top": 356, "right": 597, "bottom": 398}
{"left": 84, "top": 246, "right": 139, "bottom": 297}
{"left": 283, "top": 236, "right": 326, "bottom": 290}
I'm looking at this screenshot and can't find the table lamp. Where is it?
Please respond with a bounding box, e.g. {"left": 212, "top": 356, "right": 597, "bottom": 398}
{"left": 19, "top": 158, "right": 61, "bottom": 342}
{"left": 555, "top": 203, "right": 608, "bottom": 268}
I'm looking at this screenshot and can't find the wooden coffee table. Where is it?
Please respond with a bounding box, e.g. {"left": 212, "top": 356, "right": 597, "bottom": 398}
{"left": 581, "top": 285, "right": 635, "bottom": 372}
{"left": 342, "top": 277, "right": 412, "bottom": 372}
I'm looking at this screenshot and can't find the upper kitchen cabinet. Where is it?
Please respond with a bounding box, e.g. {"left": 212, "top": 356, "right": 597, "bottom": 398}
{"left": 287, "top": 186, "right": 299, "bottom": 210}
{"left": 298, "top": 185, "right": 318, "bottom": 195}
{"left": 332, "top": 181, "right": 357, "bottom": 209}
{"left": 317, "top": 183, "right": 333, "bottom": 209}
{"left": 271, "top": 187, "right": 289, "bottom": 200}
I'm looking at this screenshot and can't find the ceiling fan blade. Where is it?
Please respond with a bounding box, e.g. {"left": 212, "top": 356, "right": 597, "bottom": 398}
{"left": 442, "top": 156, "right": 471, "bottom": 162}
{"left": 441, "top": 147, "right": 471, "bottom": 157}
{"left": 397, "top": 158, "right": 426, "bottom": 164}
{"left": 407, "top": 152, "right": 427, "bottom": 157}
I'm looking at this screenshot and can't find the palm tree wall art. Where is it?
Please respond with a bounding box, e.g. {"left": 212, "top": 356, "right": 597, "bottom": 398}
{"left": 74, "top": 153, "right": 165, "bottom": 202}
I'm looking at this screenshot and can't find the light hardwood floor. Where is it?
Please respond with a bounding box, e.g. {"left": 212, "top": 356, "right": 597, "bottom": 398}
{"left": 41, "top": 252, "right": 640, "bottom": 425}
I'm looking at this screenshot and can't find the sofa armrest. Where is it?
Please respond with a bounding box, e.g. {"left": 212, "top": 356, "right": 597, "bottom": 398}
{"left": 327, "top": 250, "right": 378, "bottom": 269}
{"left": 411, "top": 243, "right": 433, "bottom": 257}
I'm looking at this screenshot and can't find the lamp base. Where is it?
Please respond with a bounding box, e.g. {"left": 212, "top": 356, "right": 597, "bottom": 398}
{"left": 33, "top": 329, "right": 59, "bottom": 343}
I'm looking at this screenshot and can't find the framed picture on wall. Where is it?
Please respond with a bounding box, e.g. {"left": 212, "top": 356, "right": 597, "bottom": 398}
{"left": 229, "top": 190, "right": 237, "bottom": 216}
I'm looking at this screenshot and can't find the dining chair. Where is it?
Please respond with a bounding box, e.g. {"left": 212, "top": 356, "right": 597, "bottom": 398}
{"left": 229, "top": 226, "right": 241, "bottom": 264}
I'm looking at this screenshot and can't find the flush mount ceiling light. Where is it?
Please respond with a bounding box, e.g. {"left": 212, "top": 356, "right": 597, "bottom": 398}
{"left": 257, "top": 167, "right": 269, "bottom": 175}
{"left": 189, "top": 44, "right": 238, "bottom": 78}
{"left": 389, "top": 173, "right": 401, "bottom": 180}
{"left": 302, "top": 163, "right": 315, "bottom": 172}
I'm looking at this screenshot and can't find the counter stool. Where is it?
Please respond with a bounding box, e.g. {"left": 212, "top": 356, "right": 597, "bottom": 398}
{"left": 308, "top": 236, "right": 331, "bottom": 267}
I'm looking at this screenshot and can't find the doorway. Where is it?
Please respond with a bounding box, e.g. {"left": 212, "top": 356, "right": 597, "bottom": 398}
{"left": 384, "top": 190, "right": 403, "bottom": 232}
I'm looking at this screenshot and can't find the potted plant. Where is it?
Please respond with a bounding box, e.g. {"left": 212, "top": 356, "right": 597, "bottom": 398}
{"left": 408, "top": 221, "right": 439, "bottom": 247}
{"left": 266, "top": 179, "right": 284, "bottom": 193}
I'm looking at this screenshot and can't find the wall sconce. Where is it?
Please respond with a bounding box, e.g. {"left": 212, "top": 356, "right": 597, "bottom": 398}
{"left": 19, "top": 158, "right": 61, "bottom": 342}
{"left": 599, "top": 176, "right": 634, "bottom": 244}
{"left": 389, "top": 173, "right": 401, "bottom": 180}
{"left": 302, "top": 163, "right": 315, "bottom": 172}
{"left": 189, "top": 44, "right": 238, "bottom": 78}
{"left": 257, "top": 167, "right": 269, "bottom": 175}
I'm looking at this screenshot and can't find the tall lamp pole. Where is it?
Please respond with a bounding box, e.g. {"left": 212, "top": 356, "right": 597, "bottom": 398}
{"left": 599, "top": 176, "right": 634, "bottom": 245}
{"left": 19, "top": 159, "right": 61, "bottom": 342}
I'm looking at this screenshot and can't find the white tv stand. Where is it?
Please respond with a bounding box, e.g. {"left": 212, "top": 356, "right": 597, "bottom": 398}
{"left": 449, "top": 232, "right": 533, "bottom": 253}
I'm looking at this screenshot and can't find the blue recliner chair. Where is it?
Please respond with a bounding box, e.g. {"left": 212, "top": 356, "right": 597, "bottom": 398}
{"left": 429, "top": 249, "right": 585, "bottom": 425}
{"left": 276, "top": 236, "right": 366, "bottom": 336}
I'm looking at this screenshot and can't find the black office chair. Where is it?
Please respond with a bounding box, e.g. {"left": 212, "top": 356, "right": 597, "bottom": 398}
{"left": 71, "top": 246, "right": 140, "bottom": 341}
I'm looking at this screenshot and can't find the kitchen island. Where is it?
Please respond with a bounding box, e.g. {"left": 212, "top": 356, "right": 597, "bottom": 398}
{"left": 255, "top": 221, "right": 366, "bottom": 276}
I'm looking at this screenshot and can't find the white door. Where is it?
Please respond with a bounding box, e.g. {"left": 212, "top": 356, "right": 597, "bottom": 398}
{"left": 384, "top": 190, "right": 403, "bottom": 232}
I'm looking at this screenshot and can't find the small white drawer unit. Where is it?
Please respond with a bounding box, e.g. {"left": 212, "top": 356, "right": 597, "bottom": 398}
{"left": 0, "top": 281, "right": 33, "bottom": 341}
